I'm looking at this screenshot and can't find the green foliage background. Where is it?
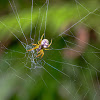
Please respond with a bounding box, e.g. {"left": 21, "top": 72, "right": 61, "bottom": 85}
{"left": 0, "top": 0, "right": 100, "bottom": 100}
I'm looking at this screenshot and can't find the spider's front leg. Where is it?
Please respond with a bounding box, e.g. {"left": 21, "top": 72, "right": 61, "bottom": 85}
{"left": 41, "top": 33, "right": 44, "bottom": 40}
{"left": 27, "top": 45, "right": 39, "bottom": 51}
{"left": 32, "top": 44, "right": 38, "bottom": 46}
{"left": 38, "top": 33, "right": 44, "bottom": 45}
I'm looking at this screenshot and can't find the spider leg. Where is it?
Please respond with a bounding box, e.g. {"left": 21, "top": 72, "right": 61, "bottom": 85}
{"left": 41, "top": 33, "right": 44, "bottom": 40}
{"left": 38, "top": 40, "right": 42, "bottom": 45}
{"left": 37, "top": 34, "right": 44, "bottom": 45}
{"left": 44, "top": 49, "right": 50, "bottom": 50}
{"left": 27, "top": 45, "right": 39, "bottom": 51}
{"left": 36, "top": 50, "right": 42, "bottom": 57}
{"left": 41, "top": 51, "right": 44, "bottom": 58}
{"left": 36, "top": 49, "right": 44, "bottom": 58}
{"left": 36, "top": 53, "right": 42, "bottom": 57}
{"left": 48, "top": 39, "right": 52, "bottom": 47}
{"left": 37, "top": 49, "right": 42, "bottom": 54}
{"left": 32, "top": 44, "right": 38, "bottom": 46}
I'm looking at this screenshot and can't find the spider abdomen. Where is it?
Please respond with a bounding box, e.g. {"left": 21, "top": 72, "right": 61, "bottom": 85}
{"left": 41, "top": 39, "right": 49, "bottom": 48}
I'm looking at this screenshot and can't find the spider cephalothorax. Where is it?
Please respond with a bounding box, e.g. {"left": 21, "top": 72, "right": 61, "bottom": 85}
{"left": 27, "top": 34, "right": 52, "bottom": 58}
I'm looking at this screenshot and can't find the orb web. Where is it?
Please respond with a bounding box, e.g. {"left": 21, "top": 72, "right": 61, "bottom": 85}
{"left": 0, "top": 0, "right": 100, "bottom": 100}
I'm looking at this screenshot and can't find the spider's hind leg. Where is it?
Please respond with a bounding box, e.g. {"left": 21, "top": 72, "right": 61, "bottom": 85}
{"left": 41, "top": 52, "right": 44, "bottom": 58}
{"left": 36, "top": 49, "right": 44, "bottom": 58}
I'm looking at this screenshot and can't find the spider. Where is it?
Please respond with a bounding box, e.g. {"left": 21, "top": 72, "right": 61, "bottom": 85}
{"left": 27, "top": 33, "right": 52, "bottom": 58}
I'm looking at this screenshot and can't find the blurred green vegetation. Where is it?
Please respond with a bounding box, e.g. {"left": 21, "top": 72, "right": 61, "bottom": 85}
{"left": 0, "top": 0, "right": 100, "bottom": 100}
